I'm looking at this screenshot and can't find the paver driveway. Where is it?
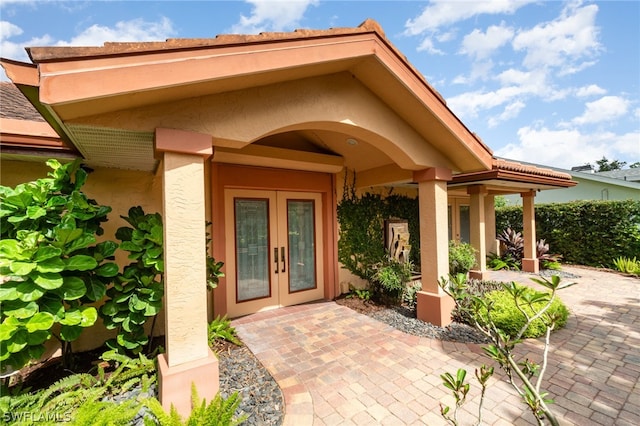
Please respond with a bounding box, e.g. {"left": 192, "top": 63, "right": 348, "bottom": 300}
{"left": 232, "top": 266, "right": 639, "bottom": 425}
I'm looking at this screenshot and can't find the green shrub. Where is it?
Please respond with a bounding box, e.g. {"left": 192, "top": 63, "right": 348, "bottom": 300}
{"left": 448, "top": 241, "right": 476, "bottom": 274}
{"left": 450, "top": 277, "right": 504, "bottom": 324}
{"left": 372, "top": 257, "right": 413, "bottom": 302}
{"left": 612, "top": 256, "right": 640, "bottom": 276}
{"left": 99, "top": 207, "right": 164, "bottom": 358}
{"left": 0, "top": 159, "right": 117, "bottom": 371}
{"left": 497, "top": 200, "right": 640, "bottom": 267}
{"left": 479, "top": 287, "right": 569, "bottom": 338}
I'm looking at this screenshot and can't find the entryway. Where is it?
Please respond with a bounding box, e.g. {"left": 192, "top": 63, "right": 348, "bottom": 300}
{"left": 224, "top": 189, "right": 324, "bottom": 317}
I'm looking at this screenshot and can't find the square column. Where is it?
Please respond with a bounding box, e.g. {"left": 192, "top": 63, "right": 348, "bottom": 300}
{"left": 468, "top": 185, "right": 488, "bottom": 280}
{"left": 484, "top": 194, "right": 498, "bottom": 256}
{"left": 154, "top": 128, "right": 219, "bottom": 417}
{"left": 413, "top": 168, "right": 455, "bottom": 326}
{"left": 521, "top": 190, "right": 539, "bottom": 273}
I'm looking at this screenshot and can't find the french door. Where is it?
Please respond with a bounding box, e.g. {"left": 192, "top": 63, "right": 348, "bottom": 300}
{"left": 224, "top": 189, "right": 324, "bottom": 317}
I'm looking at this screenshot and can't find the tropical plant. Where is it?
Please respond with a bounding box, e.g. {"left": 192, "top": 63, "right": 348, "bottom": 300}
{"left": 612, "top": 256, "right": 640, "bottom": 276}
{"left": 497, "top": 228, "right": 524, "bottom": 261}
{"left": 208, "top": 315, "right": 241, "bottom": 347}
{"left": 0, "top": 159, "right": 117, "bottom": 371}
{"left": 536, "top": 239, "right": 562, "bottom": 270}
{"left": 440, "top": 274, "right": 575, "bottom": 426}
{"left": 448, "top": 241, "right": 477, "bottom": 275}
{"left": 372, "top": 257, "right": 413, "bottom": 302}
{"left": 142, "top": 384, "right": 247, "bottom": 426}
{"left": 99, "top": 206, "right": 164, "bottom": 358}
{"left": 487, "top": 252, "right": 520, "bottom": 271}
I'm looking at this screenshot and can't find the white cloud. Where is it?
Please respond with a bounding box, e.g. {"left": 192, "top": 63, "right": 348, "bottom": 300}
{"left": 460, "top": 23, "right": 514, "bottom": 60}
{"left": 572, "top": 96, "right": 630, "bottom": 125}
{"left": 231, "top": 0, "right": 318, "bottom": 34}
{"left": 55, "top": 17, "right": 176, "bottom": 46}
{"left": 512, "top": 3, "right": 601, "bottom": 72}
{"left": 448, "top": 67, "right": 552, "bottom": 118}
{"left": 575, "top": 84, "right": 606, "bottom": 97}
{"left": 452, "top": 60, "right": 495, "bottom": 84}
{"left": 417, "top": 37, "right": 444, "bottom": 55}
{"left": 488, "top": 100, "right": 526, "bottom": 127}
{"left": 497, "top": 125, "right": 639, "bottom": 169}
{"left": 0, "top": 21, "right": 52, "bottom": 62}
{"left": 405, "top": 0, "right": 534, "bottom": 35}
{"left": 498, "top": 126, "right": 607, "bottom": 168}
{"left": 0, "top": 20, "right": 22, "bottom": 39}
{"left": 611, "top": 131, "right": 640, "bottom": 158}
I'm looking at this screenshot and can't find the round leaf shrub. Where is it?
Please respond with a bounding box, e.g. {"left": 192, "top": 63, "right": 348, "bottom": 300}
{"left": 481, "top": 287, "right": 569, "bottom": 338}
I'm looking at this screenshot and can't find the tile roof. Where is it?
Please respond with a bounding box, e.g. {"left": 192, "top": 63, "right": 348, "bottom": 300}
{"left": 493, "top": 158, "right": 572, "bottom": 180}
{"left": 0, "top": 82, "right": 45, "bottom": 122}
{"left": 28, "top": 19, "right": 387, "bottom": 60}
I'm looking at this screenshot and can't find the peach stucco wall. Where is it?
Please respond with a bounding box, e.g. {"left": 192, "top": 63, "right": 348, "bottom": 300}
{"left": 1, "top": 159, "right": 165, "bottom": 352}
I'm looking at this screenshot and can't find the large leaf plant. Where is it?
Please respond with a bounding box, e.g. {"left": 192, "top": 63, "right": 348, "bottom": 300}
{"left": 0, "top": 159, "right": 118, "bottom": 371}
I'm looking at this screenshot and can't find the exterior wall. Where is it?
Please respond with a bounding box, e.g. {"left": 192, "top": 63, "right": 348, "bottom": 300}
{"left": 503, "top": 177, "right": 639, "bottom": 205}
{"left": 1, "top": 159, "right": 164, "bottom": 352}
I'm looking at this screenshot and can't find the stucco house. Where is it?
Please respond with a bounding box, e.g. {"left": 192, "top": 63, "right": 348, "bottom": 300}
{"left": 0, "top": 20, "right": 576, "bottom": 414}
{"left": 499, "top": 160, "right": 640, "bottom": 205}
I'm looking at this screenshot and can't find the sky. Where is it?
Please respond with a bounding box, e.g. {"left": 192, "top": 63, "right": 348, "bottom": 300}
{"left": 1, "top": 0, "right": 638, "bottom": 170}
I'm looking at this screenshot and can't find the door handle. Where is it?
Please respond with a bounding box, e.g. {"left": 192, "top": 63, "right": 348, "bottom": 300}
{"left": 281, "top": 247, "right": 286, "bottom": 273}
{"left": 274, "top": 247, "right": 279, "bottom": 274}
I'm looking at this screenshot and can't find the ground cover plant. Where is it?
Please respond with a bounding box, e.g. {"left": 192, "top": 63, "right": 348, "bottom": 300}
{"left": 440, "top": 274, "right": 575, "bottom": 426}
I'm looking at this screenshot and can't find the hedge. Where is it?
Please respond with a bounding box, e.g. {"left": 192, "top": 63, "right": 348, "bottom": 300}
{"left": 496, "top": 200, "right": 640, "bottom": 268}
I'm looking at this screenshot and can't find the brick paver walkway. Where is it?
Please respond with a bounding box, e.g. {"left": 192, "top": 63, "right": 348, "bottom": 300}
{"left": 233, "top": 266, "right": 639, "bottom": 425}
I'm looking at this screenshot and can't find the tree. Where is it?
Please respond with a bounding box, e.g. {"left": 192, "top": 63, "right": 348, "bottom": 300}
{"left": 629, "top": 162, "right": 640, "bottom": 169}
{"left": 593, "top": 156, "right": 626, "bottom": 172}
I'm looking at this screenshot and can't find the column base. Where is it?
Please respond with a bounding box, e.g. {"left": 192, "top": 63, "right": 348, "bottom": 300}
{"left": 522, "top": 258, "right": 539, "bottom": 273}
{"left": 469, "top": 270, "right": 491, "bottom": 281}
{"left": 158, "top": 349, "right": 219, "bottom": 418}
{"left": 416, "top": 291, "right": 456, "bottom": 327}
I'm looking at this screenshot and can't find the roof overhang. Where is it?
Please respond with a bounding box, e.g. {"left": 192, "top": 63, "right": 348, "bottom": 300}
{"left": 448, "top": 159, "right": 577, "bottom": 195}
{"left": 1, "top": 20, "right": 494, "bottom": 174}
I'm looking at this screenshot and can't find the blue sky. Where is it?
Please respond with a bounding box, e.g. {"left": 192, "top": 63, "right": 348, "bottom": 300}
{"left": 1, "top": 0, "right": 638, "bottom": 170}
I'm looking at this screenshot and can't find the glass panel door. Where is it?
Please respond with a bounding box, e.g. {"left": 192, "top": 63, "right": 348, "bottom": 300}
{"left": 287, "top": 199, "right": 317, "bottom": 293}
{"left": 234, "top": 198, "right": 270, "bottom": 301}
{"left": 225, "top": 189, "right": 324, "bottom": 317}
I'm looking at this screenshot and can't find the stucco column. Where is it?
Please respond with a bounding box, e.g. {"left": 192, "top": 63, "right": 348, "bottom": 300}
{"left": 468, "top": 185, "right": 488, "bottom": 280}
{"left": 484, "top": 194, "right": 498, "bottom": 256}
{"left": 413, "top": 168, "right": 455, "bottom": 326}
{"left": 154, "top": 128, "right": 219, "bottom": 417}
{"left": 521, "top": 190, "right": 539, "bottom": 273}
